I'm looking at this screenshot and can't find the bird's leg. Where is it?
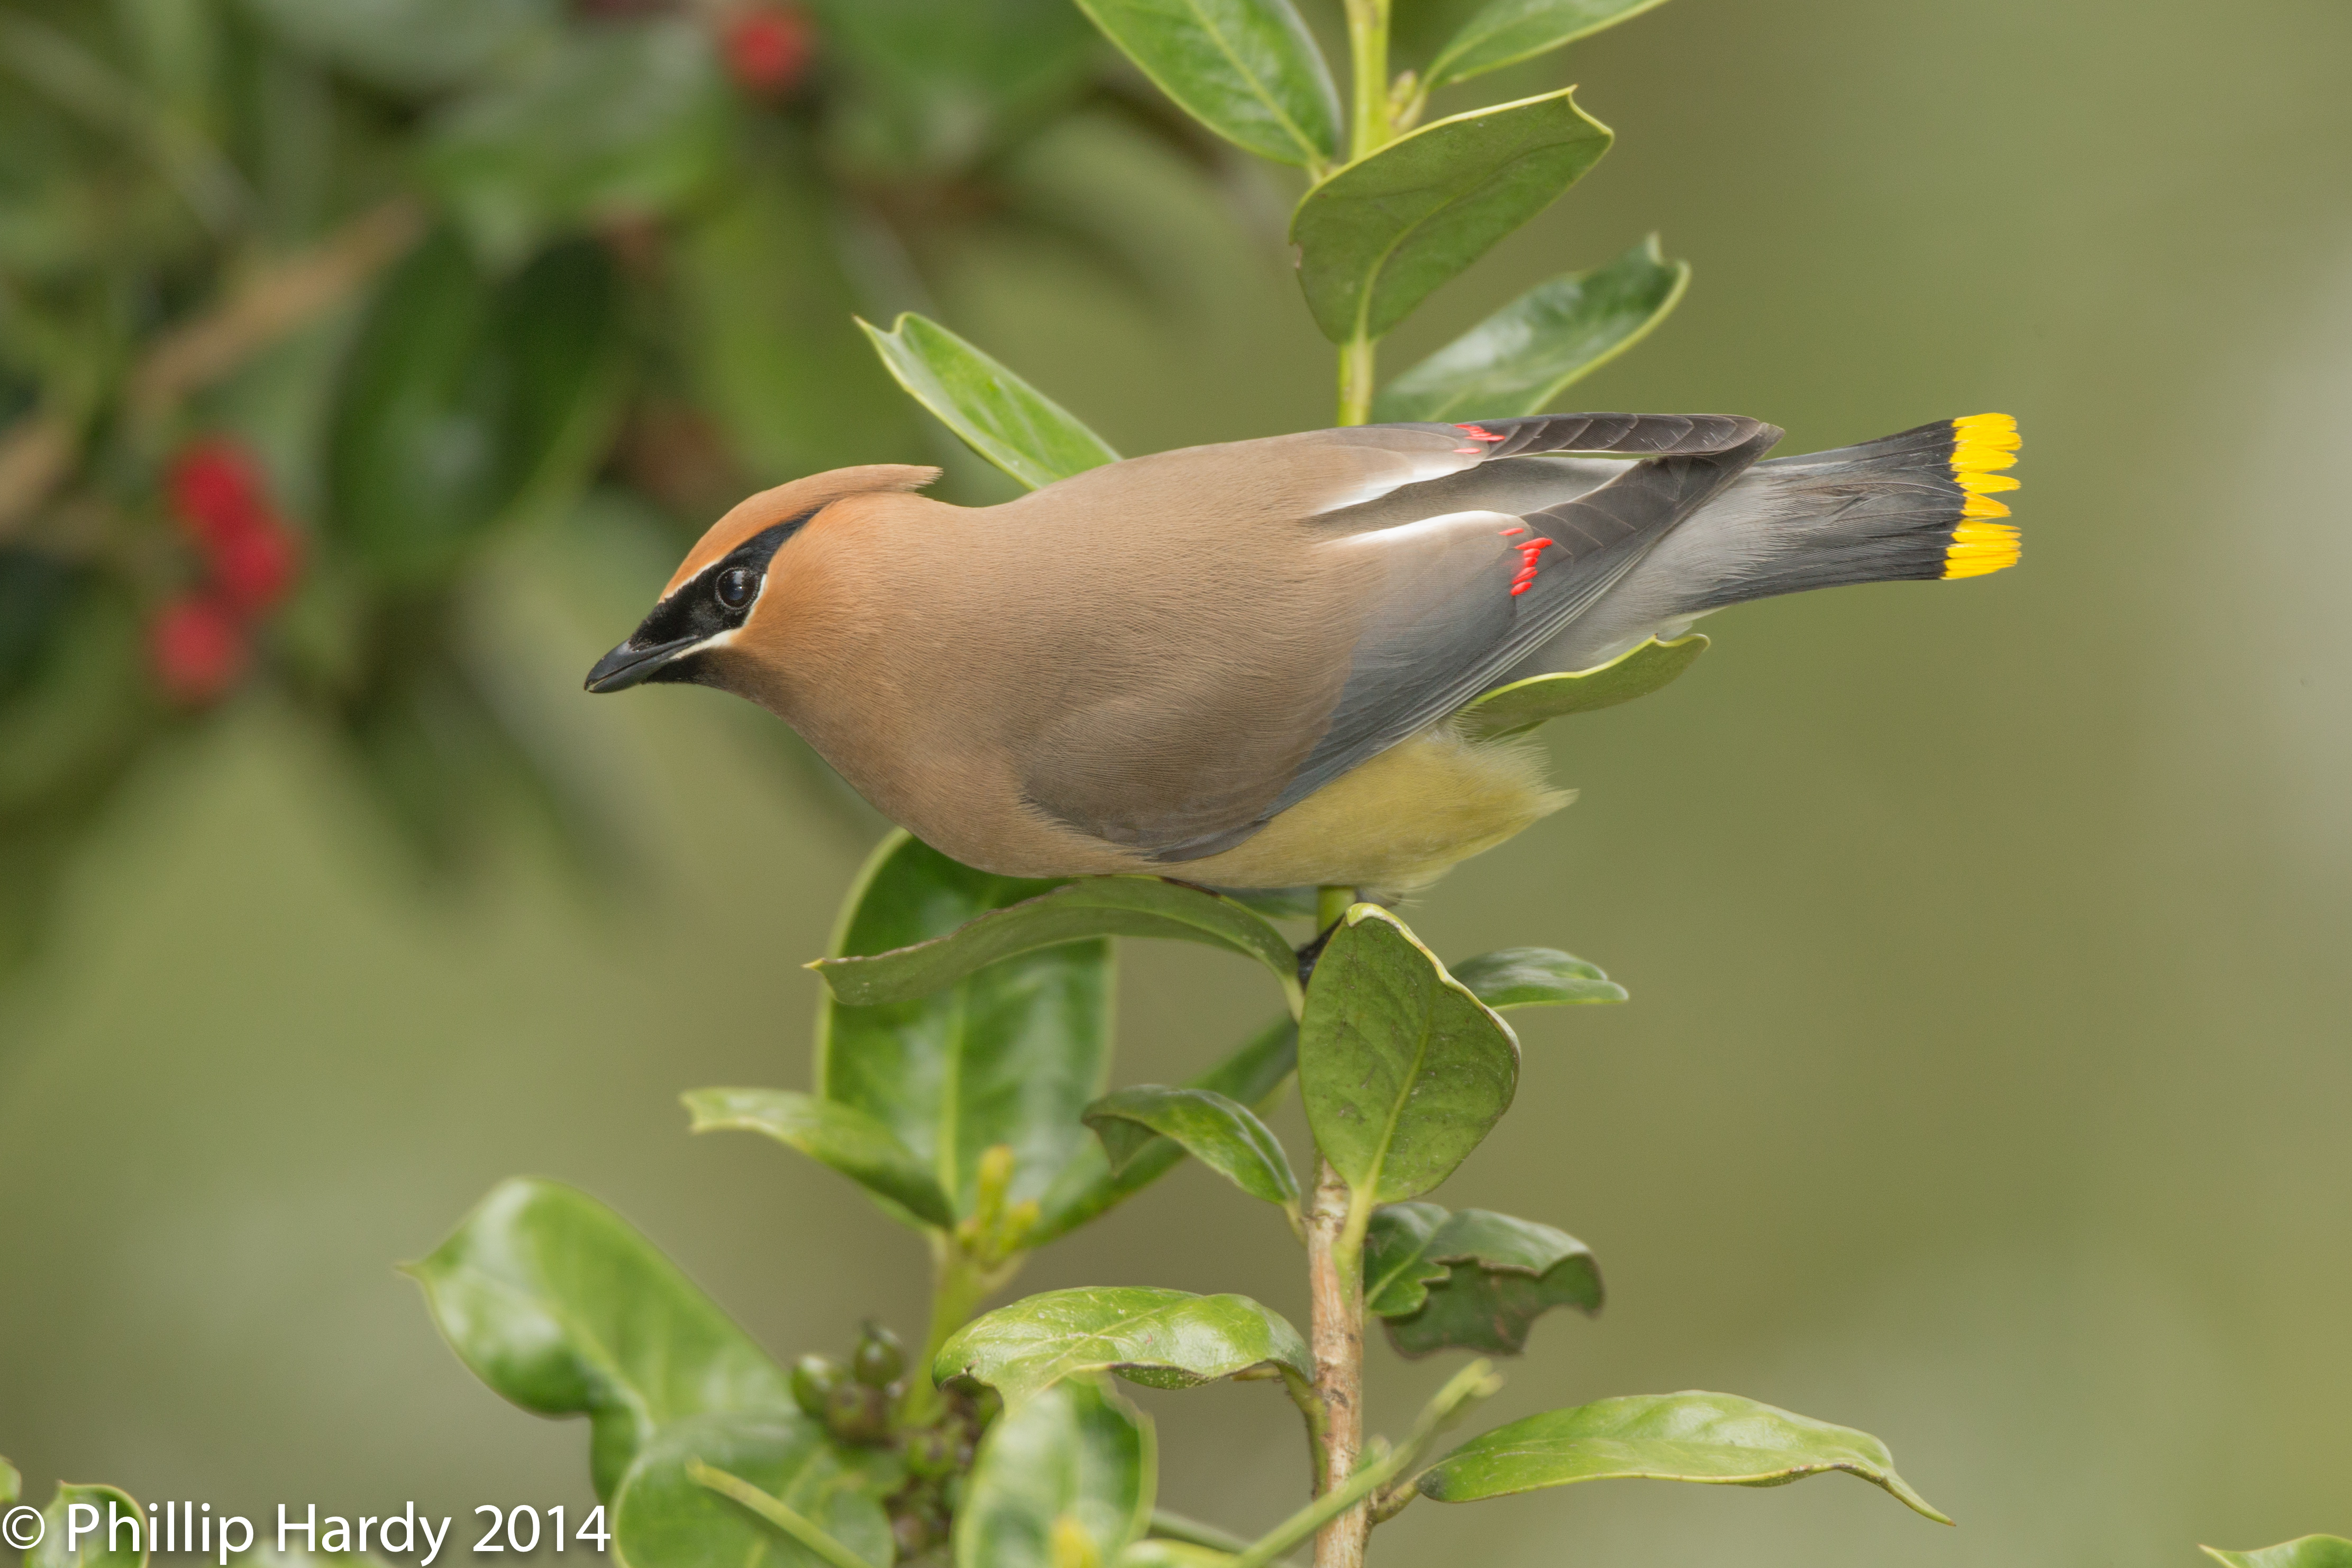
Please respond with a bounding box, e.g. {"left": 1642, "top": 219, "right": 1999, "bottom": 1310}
{"left": 1297, "top": 884, "right": 1355, "bottom": 984}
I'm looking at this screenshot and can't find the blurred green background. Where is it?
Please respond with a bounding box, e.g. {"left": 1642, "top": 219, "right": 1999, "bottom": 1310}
{"left": 4, "top": 0, "right": 2348, "bottom": 1563}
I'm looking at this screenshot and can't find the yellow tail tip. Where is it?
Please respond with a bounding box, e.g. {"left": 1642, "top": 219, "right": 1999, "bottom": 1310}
{"left": 1951, "top": 413, "right": 2020, "bottom": 471}
{"left": 1946, "top": 415, "right": 2020, "bottom": 577}
{"left": 1944, "top": 519, "right": 2021, "bottom": 579}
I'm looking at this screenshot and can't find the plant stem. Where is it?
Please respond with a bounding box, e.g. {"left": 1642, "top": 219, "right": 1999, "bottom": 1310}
{"left": 1244, "top": 1362, "right": 1499, "bottom": 1568}
{"left": 1336, "top": 336, "right": 1376, "bottom": 427}
{"left": 1305, "top": 1161, "right": 1368, "bottom": 1568}
{"left": 1335, "top": 0, "right": 1392, "bottom": 427}
{"left": 1150, "top": 1509, "right": 1301, "bottom": 1566}
{"left": 1342, "top": 0, "right": 1393, "bottom": 160}
{"left": 1303, "top": 883, "right": 1370, "bottom": 1566}
{"left": 906, "top": 1225, "right": 1020, "bottom": 1425}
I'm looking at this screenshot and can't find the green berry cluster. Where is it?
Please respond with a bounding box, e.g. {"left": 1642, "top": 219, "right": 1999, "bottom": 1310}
{"left": 790, "top": 1321, "right": 999, "bottom": 1560}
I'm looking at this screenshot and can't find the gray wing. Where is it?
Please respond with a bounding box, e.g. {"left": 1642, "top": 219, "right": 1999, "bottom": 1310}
{"left": 1153, "top": 413, "right": 1781, "bottom": 862}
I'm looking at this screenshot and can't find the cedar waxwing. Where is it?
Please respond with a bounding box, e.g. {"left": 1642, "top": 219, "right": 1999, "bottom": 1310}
{"left": 586, "top": 413, "right": 2020, "bottom": 894}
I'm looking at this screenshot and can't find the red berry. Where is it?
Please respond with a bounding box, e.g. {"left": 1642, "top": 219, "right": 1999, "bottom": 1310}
{"left": 167, "top": 440, "right": 267, "bottom": 548}
{"left": 149, "top": 596, "right": 249, "bottom": 705}
{"left": 724, "top": 6, "right": 813, "bottom": 95}
{"left": 212, "top": 515, "right": 302, "bottom": 616}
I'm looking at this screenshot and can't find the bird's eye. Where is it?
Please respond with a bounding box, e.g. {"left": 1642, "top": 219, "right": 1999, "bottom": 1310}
{"left": 715, "top": 566, "right": 759, "bottom": 609}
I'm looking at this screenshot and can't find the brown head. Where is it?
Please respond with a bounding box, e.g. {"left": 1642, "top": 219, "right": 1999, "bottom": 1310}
{"left": 582, "top": 463, "right": 938, "bottom": 697}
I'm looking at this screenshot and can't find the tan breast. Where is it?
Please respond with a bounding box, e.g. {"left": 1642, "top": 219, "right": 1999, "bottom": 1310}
{"left": 719, "top": 463, "right": 1380, "bottom": 876}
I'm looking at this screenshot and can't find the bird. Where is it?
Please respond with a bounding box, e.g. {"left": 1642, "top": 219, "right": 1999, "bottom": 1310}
{"left": 586, "top": 412, "right": 2020, "bottom": 896}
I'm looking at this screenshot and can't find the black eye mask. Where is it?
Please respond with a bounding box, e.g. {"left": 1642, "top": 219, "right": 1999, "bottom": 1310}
{"left": 584, "top": 510, "right": 816, "bottom": 693}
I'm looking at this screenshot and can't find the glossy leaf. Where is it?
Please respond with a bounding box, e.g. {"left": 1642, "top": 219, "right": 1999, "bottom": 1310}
{"left": 2204, "top": 1543, "right": 2352, "bottom": 1568}
{"left": 1374, "top": 235, "right": 1689, "bottom": 423}
{"left": 1032, "top": 1017, "right": 1298, "bottom": 1243}
{"left": 817, "top": 832, "right": 1112, "bottom": 1218}
{"left": 1083, "top": 1087, "right": 1298, "bottom": 1209}
{"left": 1447, "top": 948, "right": 1626, "bottom": 1009}
{"left": 939, "top": 1287, "right": 1311, "bottom": 1405}
{"left": 860, "top": 313, "right": 1118, "bottom": 490}
{"left": 814, "top": 875, "right": 1299, "bottom": 1013}
{"left": 1413, "top": 1391, "right": 1951, "bottom": 1523}
{"left": 683, "top": 1088, "right": 957, "bottom": 1229}
{"left": 1455, "top": 634, "right": 1707, "bottom": 740}
{"left": 1425, "top": 0, "right": 1670, "bottom": 89}
{"left": 30, "top": 1484, "right": 143, "bottom": 1568}
{"left": 1291, "top": 90, "right": 1612, "bottom": 344}
{"left": 325, "top": 232, "right": 630, "bottom": 583}
{"left": 1299, "top": 906, "right": 1518, "bottom": 1204}
{"left": 1069, "top": 0, "right": 1340, "bottom": 169}
{"left": 1363, "top": 1202, "right": 1601, "bottom": 1356}
{"left": 405, "top": 1178, "right": 790, "bottom": 1500}
{"left": 956, "top": 1378, "right": 1155, "bottom": 1568}
{"left": 421, "top": 18, "right": 728, "bottom": 265}
{"left": 613, "top": 1411, "right": 895, "bottom": 1568}
{"left": 238, "top": 0, "right": 557, "bottom": 93}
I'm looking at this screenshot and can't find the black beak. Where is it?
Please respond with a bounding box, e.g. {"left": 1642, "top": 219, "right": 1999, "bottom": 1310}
{"left": 585, "top": 635, "right": 703, "bottom": 693}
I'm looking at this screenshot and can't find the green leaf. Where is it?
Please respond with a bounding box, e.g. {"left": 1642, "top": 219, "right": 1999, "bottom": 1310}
{"left": 1032, "top": 1017, "right": 1298, "bottom": 1244}
{"left": 613, "top": 1412, "right": 895, "bottom": 1568}
{"left": 812, "top": 0, "right": 1096, "bottom": 172}
{"left": 937, "top": 1287, "right": 1311, "bottom": 1404}
{"left": 1447, "top": 948, "right": 1626, "bottom": 1009}
{"left": 238, "top": 0, "right": 558, "bottom": 94}
{"left": 1, "top": 1454, "right": 16, "bottom": 1503}
{"left": 859, "top": 313, "right": 1118, "bottom": 490}
{"left": 405, "top": 1178, "right": 791, "bottom": 1500}
{"left": 0, "top": 570, "right": 143, "bottom": 816}
{"left": 1299, "top": 906, "right": 1517, "bottom": 1204}
{"left": 1068, "top": 0, "right": 1339, "bottom": 169}
{"left": 1455, "top": 634, "right": 1707, "bottom": 741}
{"left": 421, "top": 18, "right": 728, "bottom": 265}
{"left": 817, "top": 832, "right": 1112, "bottom": 1219}
{"left": 1412, "top": 1391, "right": 1952, "bottom": 1523}
{"left": 1290, "top": 89, "right": 1611, "bottom": 344}
{"left": 325, "top": 232, "right": 630, "bottom": 583}
{"left": 814, "top": 874, "right": 1300, "bottom": 1014}
{"left": 1215, "top": 886, "right": 1317, "bottom": 920}
{"left": 683, "top": 1088, "right": 958, "bottom": 1229}
{"left": 672, "top": 147, "right": 925, "bottom": 484}
{"left": 1363, "top": 1203, "right": 1600, "bottom": 1356}
{"left": 957, "top": 1378, "right": 1154, "bottom": 1568}
{"left": 1083, "top": 1087, "right": 1298, "bottom": 1209}
{"left": 1373, "top": 235, "right": 1689, "bottom": 423}
{"left": 2204, "top": 1541, "right": 2352, "bottom": 1568}
{"left": 30, "top": 1484, "right": 144, "bottom": 1568}
{"left": 1425, "top": 0, "right": 1670, "bottom": 89}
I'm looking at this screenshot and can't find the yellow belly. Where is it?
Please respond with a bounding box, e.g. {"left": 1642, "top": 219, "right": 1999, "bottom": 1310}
{"left": 1183, "top": 724, "right": 1571, "bottom": 897}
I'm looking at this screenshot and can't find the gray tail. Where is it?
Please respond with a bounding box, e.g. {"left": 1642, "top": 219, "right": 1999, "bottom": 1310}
{"left": 1674, "top": 414, "right": 2022, "bottom": 612}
